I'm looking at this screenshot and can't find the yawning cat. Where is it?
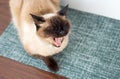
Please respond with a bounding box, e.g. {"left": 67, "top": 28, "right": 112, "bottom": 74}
{"left": 9, "top": 0, "right": 71, "bottom": 71}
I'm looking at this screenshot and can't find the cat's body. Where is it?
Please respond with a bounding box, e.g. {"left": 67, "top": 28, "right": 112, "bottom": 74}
{"left": 9, "top": 0, "right": 71, "bottom": 71}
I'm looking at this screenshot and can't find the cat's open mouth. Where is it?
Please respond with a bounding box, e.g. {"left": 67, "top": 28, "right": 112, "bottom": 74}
{"left": 53, "top": 37, "right": 64, "bottom": 47}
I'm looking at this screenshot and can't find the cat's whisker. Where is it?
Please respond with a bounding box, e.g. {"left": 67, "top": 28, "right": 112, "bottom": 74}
{"left": 71, "top": 28, "right": 78, "bottom": 31}
{"left": 70, "top": 32, "right": 81, "bottom": 40}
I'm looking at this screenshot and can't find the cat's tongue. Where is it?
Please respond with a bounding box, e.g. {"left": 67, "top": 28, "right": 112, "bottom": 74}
{"left": 54, "top": 37, "right": 63, "bottom": 47}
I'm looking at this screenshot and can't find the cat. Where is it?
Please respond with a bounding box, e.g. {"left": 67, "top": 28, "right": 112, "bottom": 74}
{"left": 9, "top": 0, "right": 71, "bottom": 72}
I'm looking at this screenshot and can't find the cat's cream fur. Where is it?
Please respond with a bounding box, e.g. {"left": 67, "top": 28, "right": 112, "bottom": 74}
{"left": 9, "top": 0, "right": 69, "bottom": 57}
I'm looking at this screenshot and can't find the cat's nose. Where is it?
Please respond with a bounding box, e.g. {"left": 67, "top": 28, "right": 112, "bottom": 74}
{"left": 60, "top": 31, "right": 65, "bottom": 35}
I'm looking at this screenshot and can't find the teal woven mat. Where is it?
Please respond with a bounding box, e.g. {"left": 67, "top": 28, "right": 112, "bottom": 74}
{"left": 0, "top": 8, "right": 120, "bottom": 79}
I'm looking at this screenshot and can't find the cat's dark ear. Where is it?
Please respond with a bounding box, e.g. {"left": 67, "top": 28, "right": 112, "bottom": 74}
{"left": 30, "top": 13, "right": 45, "bottom": 23}
{"left": 30, "top": 14, "right": 45, "bottom": 31}
{"left": 58, "top": 4, "right": 69, "bottom": 16}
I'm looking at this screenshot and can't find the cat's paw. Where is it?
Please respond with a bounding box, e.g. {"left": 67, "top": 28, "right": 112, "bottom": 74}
{"left": 43, "top": 56, "right": 59, "bottom": 72}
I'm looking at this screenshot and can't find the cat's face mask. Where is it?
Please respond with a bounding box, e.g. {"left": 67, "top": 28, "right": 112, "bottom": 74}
{"left": 30, "top": 5, "right": 71, "bottom": 47}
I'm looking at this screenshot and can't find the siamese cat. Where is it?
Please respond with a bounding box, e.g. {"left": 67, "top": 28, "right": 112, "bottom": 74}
{"left": 9, "top": 0, "right": 71, "bottom": 72}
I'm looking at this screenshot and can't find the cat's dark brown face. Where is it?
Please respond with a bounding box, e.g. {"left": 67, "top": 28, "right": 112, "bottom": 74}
{"left": 31, "top": 5, "right": 71, "bottom": 47}
{"left": 44, "top": 16, "right": 70, "bottom": 38}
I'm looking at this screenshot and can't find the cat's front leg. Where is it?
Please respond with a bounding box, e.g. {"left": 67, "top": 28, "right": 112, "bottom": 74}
{"left": 33, "top": 54, "right": 59, "bottom": 72}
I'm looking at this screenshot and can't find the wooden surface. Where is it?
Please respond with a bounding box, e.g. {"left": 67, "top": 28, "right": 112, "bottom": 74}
{"left": 0, "top": 0, "right": 11, "bottom": 35}
{"left": 0, "top": 1, "right": 68, "bottom": 79}
{"left": 0, "top": 56, "right": 68, "bottom": 79}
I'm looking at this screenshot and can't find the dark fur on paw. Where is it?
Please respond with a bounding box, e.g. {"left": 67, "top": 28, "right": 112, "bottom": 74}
{"left": 32, "top": 54, "right": 59, "bottom": 72}
{"left": 42, "top": 56, "right": 59, "bottom": 72}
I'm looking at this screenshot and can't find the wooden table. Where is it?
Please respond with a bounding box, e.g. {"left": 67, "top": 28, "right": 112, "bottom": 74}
{"left": 0, "top": 1, "right": 68, "bottom": 79}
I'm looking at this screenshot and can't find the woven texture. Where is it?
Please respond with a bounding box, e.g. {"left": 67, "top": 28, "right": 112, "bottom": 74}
{"left": 0, "top": 9, "right": 120, "bottom": 79}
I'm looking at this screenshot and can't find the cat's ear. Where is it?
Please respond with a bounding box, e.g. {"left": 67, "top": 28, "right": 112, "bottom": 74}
{"left": 30, "top": 13, "right": 45, "bottom": 23}
{"left": 30, "top": 14, "right": 45, "bottom": 31}
{"left": 58, "top": 4, "right": 69, "bottom": 16}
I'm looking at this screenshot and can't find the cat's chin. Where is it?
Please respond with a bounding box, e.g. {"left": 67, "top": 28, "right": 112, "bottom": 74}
{"left": 52, "top": 37, "right": 64, "bottom": 47}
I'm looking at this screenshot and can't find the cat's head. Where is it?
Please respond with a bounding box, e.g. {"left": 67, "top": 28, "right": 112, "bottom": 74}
{"left": 30, "top": 5, "right": 71, "bottom": 47}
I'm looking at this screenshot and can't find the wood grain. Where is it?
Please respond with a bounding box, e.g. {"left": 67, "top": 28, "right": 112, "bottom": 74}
{"left": 0, "top": 56, "right": 68, "bottom": 79}
{"left": 0, "top": 0, "right": 11, "bottom": 35}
